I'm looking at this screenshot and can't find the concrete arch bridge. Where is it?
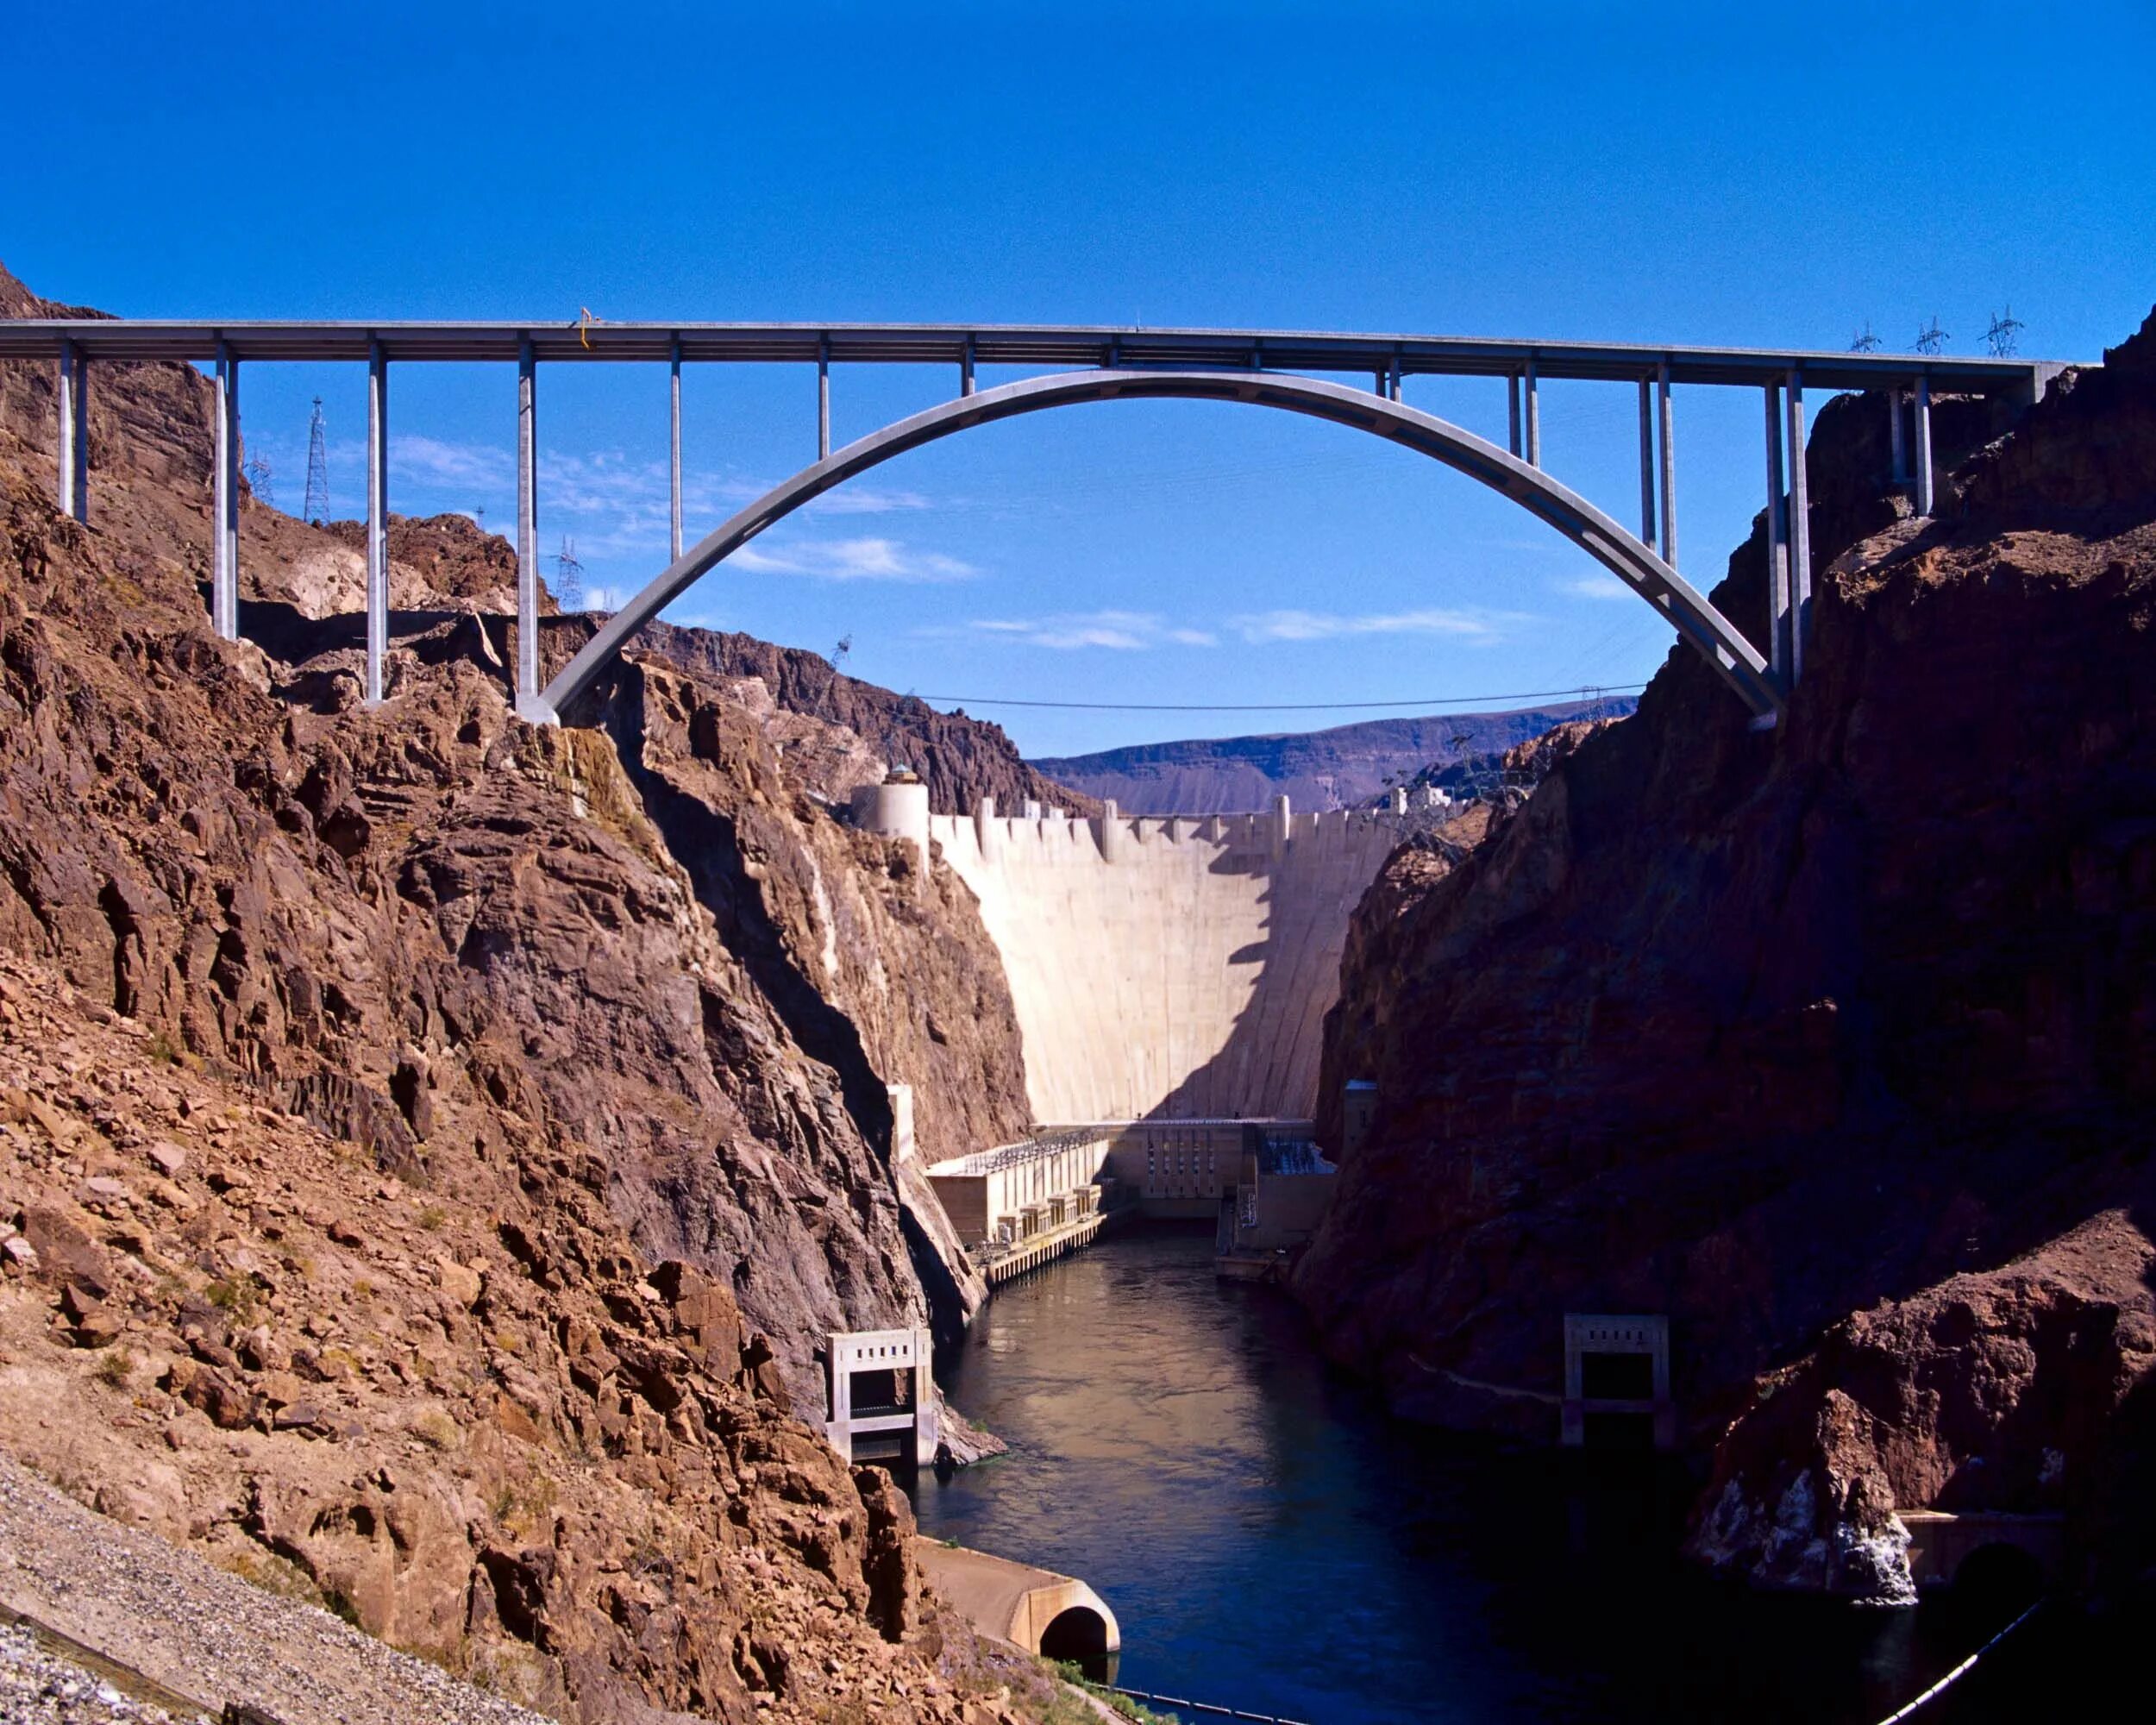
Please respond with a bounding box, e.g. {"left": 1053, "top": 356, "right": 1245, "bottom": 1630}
{"left": 2, "top": 317, "right": 2060, "bottom": 728}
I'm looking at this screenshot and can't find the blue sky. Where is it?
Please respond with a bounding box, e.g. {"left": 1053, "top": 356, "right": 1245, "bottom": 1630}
{"left": 6, "top": 0, "right": 2151, "bottom": 756}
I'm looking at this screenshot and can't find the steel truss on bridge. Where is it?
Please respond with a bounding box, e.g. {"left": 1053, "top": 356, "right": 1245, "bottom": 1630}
{"left": 1, "top": 317, "right": 2061, "bottom": 724}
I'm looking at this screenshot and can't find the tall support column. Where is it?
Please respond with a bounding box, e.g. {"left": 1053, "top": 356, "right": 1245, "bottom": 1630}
{"left": 1913, "top": 374, "right": 1935, "bottom": 517}
{"left": 517, "top": 337, "right": 539, "bottom": 711}
{"left": 212, "top": 340, "right": 240, "bottom": 641}
{"left": 1888, "top": 386, "right": 1908, "bottom": 485}
{"left": 1636, "top": 378, "right": 1657, "bottom": 546}
{"left": 1657, "top": 359, "right": 1677, "bottom": 568}
{"left": 1762, "top": 381, "right": 1790, "bottom": 689}
{"left": 57, "top": 341, "right": 89, "bottom": 523}
{"left": 668, "top": 336, "right": 683, "bottom": 563}
{"left": 961, "top": 333, "right": 975, "bottom": 398}
{"left": 817, "top": 334, "right": 830, "bottom": 461}
{"left": 1785, "top": 369, "right": 1813, "bottom": 686}
{"left": 365, "top": 342, "right": 388, "bottom": 706}
{"left": 1524, "top": 356, "right": 1541, "bottom": 468}
{"left": 1388, "top": 356, "right": 1402, "bottom": 402}
{"left": 1507, "top": 373, "right": 1522, "bottom": 457}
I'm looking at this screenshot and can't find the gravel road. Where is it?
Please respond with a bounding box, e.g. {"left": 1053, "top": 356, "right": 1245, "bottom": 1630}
{"left": 0, "top": 1453, "right": 554, "bottom": 1725}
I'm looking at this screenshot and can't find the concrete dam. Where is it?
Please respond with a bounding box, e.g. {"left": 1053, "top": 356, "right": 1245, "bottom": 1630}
{"left": 855, "top": 781, "right": 1395, "bottom": 1122}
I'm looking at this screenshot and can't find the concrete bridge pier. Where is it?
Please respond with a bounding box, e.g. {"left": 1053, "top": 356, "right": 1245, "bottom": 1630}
{"left": 1915, "top": 373, "right": 1936, "bottom": 516}
{"left": 1763, "top": 381, "right": 1792, "bottom": 688}
{"left": 56, "top": 340, "right": 87, "bottom": 523}
{"left": 1658, "top": 357, "right": 1677, "bottom": 568}
{"left": 212, "top": 340, "right": 239, "bottom": 643}
{"left": 517, "top": 337, "right": 540, "bottom": 716}
{"left": 365, "top": 342, "right": 388, "bottom": 706}
{"left": 668, "top": 335, "right": 683, "bottom": 561}
{"left": 1786, "top": 369, "right": 1813, "bottom": 683}
{"left": 1524, "top": 354, "right": 1542, "bottom": 467}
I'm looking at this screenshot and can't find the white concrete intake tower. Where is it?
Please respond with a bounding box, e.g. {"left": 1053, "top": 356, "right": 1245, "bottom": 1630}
{"left": 856, "top": 782, "right": 1395, "bottom": 1121}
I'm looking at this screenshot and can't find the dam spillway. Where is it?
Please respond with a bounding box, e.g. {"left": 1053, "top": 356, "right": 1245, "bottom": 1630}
{"left": 919, "top": 795, "right": 1395, "bottom": 1122}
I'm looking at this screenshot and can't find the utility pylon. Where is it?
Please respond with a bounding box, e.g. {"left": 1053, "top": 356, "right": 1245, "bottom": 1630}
{"left": 303, "top": 398, "right": 330, "bottom": 524}
{"left": 554, "top": 536, "right": 584, "bottom": 612}
{"left": 242, "top": 449, "right": 274, "bottom": 506}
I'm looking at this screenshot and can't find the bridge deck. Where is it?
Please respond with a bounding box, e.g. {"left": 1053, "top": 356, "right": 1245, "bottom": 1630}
{"left": 0, "top": 317, "right": 2057, "bottom": 393}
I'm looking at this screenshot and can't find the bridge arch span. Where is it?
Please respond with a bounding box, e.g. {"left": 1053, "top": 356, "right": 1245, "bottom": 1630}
{"left": 531, "top": 368, "right": 1777, "bottom": 725}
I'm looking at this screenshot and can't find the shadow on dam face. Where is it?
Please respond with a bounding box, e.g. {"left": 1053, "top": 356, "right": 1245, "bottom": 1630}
{"left": 925, "top": 801, "right": 1397, "bottom": 1122}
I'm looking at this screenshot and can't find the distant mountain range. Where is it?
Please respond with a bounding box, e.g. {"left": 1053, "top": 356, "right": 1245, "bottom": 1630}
{"left": 1030, "top": 697, "right": 1637, "bottom": 814}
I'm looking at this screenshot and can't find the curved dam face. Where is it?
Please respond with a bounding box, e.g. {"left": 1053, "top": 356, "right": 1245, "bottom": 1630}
{"left": 919, "top": 795, "right": 1395, "bottom": 1121}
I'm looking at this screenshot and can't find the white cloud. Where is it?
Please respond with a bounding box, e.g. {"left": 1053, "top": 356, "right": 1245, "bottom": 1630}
{"left": 1228, "top": 607, "right": 1514, "bottom": 643}
{"left": 731, "top": 536, "right": 976, "bottom": 582}
{"left": 304, "top": 436, "right": 959, "bottom": 579}
{"left": 1555, "top": 574, "right": 1634, "bottom": 603}
{"left": 937, "top": 611, "right": 1218, "bottom": 650}
{"left": 390, "top": 434, "right": 511, "bottom": 488}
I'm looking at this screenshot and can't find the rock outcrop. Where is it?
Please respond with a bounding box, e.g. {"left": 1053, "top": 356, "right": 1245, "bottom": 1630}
{"left": 0, "top": 952, "right": 1062, "bottom": 1722}
{"left": 0, "top": 262, "right": 1065, "bottom": 1716}
{"left": 1296, "top": 311, "right": 2156, "bottom": 1596}
{"left": 1690, "top": 1211, "right": 2156, "bottom": 1602}
{"left": 630, "top": 624, "right": 1094, "bottom": 819}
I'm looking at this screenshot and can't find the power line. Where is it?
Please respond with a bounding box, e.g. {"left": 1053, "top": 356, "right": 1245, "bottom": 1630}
{"left": 909, "top": 681, "right": 1647, "bottom": 714}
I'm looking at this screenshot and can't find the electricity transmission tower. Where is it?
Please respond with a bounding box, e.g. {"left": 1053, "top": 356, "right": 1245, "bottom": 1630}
{"left": 303, "top": 398, "right": 329, "bottom": 524}
{"left": 242, "top": 449, "right": 275, "bottom": 506}
{"left": 1914, "top": 317, "right": 1949, "bottom": 355}
{"left": 554, "top": 536, "right": 584, "bottom": 612}
{"left": 1984, "top": 305, "right": 2026, "bottom": 357}
{"left": 1849, "top": 322, "right": 1883, "bottom": 353}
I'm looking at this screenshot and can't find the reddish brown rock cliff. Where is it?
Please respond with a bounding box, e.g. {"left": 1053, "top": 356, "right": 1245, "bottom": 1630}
{"left": 1297, "top": 310, "right": 2156, "bottom": 1595}
{"left": 0, "top": 262, "right": 1062, "bottom": 1716}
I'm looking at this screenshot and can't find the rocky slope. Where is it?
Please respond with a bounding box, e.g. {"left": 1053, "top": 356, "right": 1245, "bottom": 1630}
{"left": 1295, "top": 313, "right": 2156, "bottom": 1597}
{"left": 1316, "top": 722, "right": 1608, "bottom": 1148}
{"left": 0, "top": 951, "right": 1057, "bottom": 1723}
{"left": 1031, "top": 698, "right": 1633, "bottom": 815}
{"left": 631, "top": 624, "right": 1094, "bottom": 819}
{"left": 0, "top": 265, "right": 1062, "bottom": 1715}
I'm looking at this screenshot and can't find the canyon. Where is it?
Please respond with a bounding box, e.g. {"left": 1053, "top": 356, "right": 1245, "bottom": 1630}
{"left": 3, "top": 240, "right": 2155, "bottom": 1725}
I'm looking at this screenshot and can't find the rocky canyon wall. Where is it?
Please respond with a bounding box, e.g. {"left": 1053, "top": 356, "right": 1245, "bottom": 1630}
{"left": 0, "top": 261, "right": 1070, "bottom": 1720}
{"left": 1296, "top": 312, "right": 2156, "bottom": 1595}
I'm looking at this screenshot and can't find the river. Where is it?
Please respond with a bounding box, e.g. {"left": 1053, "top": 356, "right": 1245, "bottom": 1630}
{"left": 913, "top": 1225, "right": 2068, "bottom": 1725}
